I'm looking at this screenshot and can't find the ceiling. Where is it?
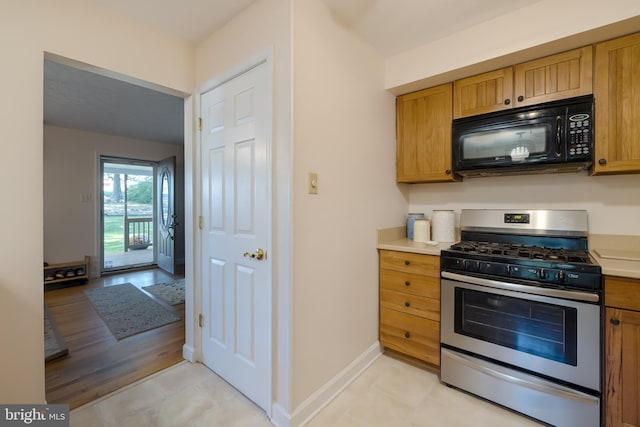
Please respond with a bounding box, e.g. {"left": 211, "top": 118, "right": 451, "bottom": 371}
{"left": 44, "top": 59, "right": 185, "bottom": 144}
{"left": 45, "top": 0, "right": 538, "bottom": 144}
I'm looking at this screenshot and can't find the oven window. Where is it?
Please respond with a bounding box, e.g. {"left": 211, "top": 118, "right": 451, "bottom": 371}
{"left": 461, "top": 125, "right": 548, "bottom": 160}
{"left": 454, "top": 288, "right": 577, "bottom": 365}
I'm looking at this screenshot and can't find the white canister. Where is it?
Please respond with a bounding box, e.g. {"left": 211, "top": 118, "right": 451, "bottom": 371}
{"left": 413, "top": 219, "right": 431, "bottom": 243}
{"left": 432, "top": 210, "right": 455, "bottom": 242}
{"left": 406, "top": 213, "right": 425, "bottom": 240}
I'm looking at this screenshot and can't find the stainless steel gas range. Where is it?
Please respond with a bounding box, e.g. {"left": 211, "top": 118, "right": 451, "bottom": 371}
{"left": 439, "top": 209, "right": 602, "bottom": 427}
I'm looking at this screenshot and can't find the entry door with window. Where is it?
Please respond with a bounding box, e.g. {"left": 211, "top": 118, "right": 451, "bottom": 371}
{"left": 157, "top": 156, "right": 177, "bottom": 274}
{"left": 200, "top": 61, "right": 271, "bottom": 411}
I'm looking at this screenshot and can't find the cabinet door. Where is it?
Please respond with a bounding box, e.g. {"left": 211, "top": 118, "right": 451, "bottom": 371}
{"left": 594, "top": 32, "right": 640, "bottom": 174}
{"left": 514, "top": 46, "right": 593, "bottom": 107}
{"left": 605, "top": 307, "right": 640, "bottom": 427}
{"left": 380, "top": 307, "right": 440, "bottom": 366}
{"left": 379, "top": 250, "right": 440, "bottom": 277}
{"left": 453, "top": 67, "right": 513, "bottom": 118}
{"left": 396, "top": 83, "right": 456, "bottom": 183}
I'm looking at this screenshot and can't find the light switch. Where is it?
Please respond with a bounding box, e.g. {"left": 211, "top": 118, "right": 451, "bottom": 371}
{"left": 308, "top": 172, "right": 318, "bottom": 195}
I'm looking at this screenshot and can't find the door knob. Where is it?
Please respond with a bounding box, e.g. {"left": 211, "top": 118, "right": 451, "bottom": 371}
{"left": 243, "top": 248, "right": 265, "bottom": 260}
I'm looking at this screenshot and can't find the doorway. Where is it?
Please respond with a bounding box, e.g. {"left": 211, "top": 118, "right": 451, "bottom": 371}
{"left": 101, "top": 157, "right": 156, "bottom": 273}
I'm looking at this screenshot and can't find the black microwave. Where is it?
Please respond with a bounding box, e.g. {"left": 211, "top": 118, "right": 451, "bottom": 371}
{"left": 452, "top": 95, "right": 594, "bottom": 177}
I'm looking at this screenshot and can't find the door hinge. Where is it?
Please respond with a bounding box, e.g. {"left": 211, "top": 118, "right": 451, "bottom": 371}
{"left": 199, "top": 216, "right": 204, "bottom": 230}
{"left": 198, "top": 117, "right": 202, "bottom": 131}
{"left": 199, "top": 313, "right": 204, "bottom": 328}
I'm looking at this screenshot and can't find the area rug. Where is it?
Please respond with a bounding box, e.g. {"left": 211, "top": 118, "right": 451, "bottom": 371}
{"left": 84, "top": 283, "right": 180, "bottom": 340}
{"left": 142, "top": 278, "right": 185, "bottom": 306}
{"left": 44, "top": 303, "right": 68, "bottom": 362}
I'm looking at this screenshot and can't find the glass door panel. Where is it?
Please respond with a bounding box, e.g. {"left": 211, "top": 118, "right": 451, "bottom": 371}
{"left": 101, "top": 158, "right": 156, "bottom": 272}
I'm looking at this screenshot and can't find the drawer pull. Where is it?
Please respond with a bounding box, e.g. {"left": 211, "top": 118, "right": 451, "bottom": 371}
{"left": 404, "top": 332, "right": 411, "bottom": 339}
{"left": 610, "top": 318, "right": 620, "bottom": 326}
{"left": 404, "top": 301, "right": 411, "bottom": 307}
{"left": 404, "top": 260, "right": 410, "bottom": 266}
{"left": 404, "top": 281, "right": 410, "bottom": 287}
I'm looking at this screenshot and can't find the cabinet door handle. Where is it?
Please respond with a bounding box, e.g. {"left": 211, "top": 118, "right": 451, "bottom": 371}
{"left": 599, "top": 158, "right": 607, "bottom": 165}
{"left": 404, "top": 332, "right": 411, "bottom": 339}
{"left": 504, "top": 98, "right": 511, "bottom": 105}
{"left": 517, "top": 95, "right": 524, "bottom": 102}
{"left": 404, "top": 301, "right": 411, "bottom": 307}
{"left": 404, "top": 281, "right": 411, "bottom": 287}
{"left": 445, "top": 169, "right": 452, "bottom": 175}
{"left": 610, "top": 318, "right": 620, "bottom": 326}
{"left": 404, "top": 260, "right": 410, "bottom": 266}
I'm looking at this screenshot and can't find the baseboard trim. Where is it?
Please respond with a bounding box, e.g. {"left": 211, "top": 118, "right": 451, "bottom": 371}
{"left": 270, "top": 402, "right": 291, "bottom": 427}
{"left": 182, "top": 343, "right": 196, "bottom": 362}
{"left": 289, "top": 342, "right": 382, "bottom": 427}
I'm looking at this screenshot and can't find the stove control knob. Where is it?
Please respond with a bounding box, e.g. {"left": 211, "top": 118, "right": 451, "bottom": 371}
{"left": 463, "top": 260, "right": 479, "bottom": 271}
{"left": 470, "top": 260, "right": 480, "bottom": 271}
{"left": 505, "top": 265, "right": 512, "bottom": 275}
{"left": 539, "top": 269, "right": 547, "bottom": 280}
{"left": 557, "top": 270, "right": 566, "bottom": 283}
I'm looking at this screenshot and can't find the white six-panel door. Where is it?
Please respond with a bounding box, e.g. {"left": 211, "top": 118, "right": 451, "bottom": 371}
{"left": 200, "top": 61, "right": 270, "bottom": 411}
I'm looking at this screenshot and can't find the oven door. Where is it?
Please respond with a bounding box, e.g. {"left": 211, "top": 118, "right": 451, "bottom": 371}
{"left": 441, "top": 272, "right": 601, "bottom": 392}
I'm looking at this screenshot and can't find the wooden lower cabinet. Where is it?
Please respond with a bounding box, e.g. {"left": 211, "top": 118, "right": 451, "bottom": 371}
{"left": 379, "top": 250, "right": 440, "bottom": 367}
{"left": 604, "top": 276, "right": 640, "bottom": 427}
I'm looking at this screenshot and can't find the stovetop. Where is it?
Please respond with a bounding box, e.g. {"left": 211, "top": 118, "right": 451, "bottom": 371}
{"left": 448, "top": 241, "right": 593, "bottom": 264}
{"left": 440, "top": 209, "right": 602, "bottom": 291}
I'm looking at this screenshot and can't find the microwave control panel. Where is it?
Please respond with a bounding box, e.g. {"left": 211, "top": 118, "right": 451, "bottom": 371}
{"left": 567, "top": 113, "right": 591, "bottom": 158}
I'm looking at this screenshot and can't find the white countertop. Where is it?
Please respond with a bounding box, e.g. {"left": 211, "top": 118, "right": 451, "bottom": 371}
{"left": 378, "top": 228, "right": 640, "bottom": 280}
{"left": 376, "top": 226, "right": 454, "bottom": 255}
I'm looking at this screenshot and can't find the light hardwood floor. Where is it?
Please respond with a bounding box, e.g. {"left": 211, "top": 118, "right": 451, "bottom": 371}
{"left": 45, "top": 268, "right": 185, "bottom": 410}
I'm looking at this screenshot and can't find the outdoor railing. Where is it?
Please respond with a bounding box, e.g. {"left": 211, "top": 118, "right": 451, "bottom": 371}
{"left": 125, "top": 217, "right": 153, "bottom": 251}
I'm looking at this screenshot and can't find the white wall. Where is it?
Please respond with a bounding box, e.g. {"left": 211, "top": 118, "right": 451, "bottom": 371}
{"left": 0, "top": 0, "right": 193, "bottom": 404}
{"left": 386, "top": 0, "right": 640, "bottom": 94}
{"left": 291, "top": 0, "right": 405, "bottom": 415}
{"left": 43, "top": 125, "right": 185, "bottom": 272}
{"left": 408, "top": 172, "right": 640, "bottom": 236}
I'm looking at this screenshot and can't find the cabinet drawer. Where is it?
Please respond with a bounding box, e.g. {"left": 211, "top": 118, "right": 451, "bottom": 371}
{"left": 380, "top": 269, "right": 439, "bottom": 299}
{"left": 380, "top": 289, "right": 439, "bottom": 321}
{"left": 379, "top": 250, "right": 439, "bottom": 277}
{"left": 605, "top": 276, "right": 640, "bottom": 311}
{"left": 380, "top": 307, "right": 440, "bottom": 366}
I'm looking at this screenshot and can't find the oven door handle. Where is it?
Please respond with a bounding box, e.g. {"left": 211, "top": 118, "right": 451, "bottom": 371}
{"left": 441, "top": 348, "right": 600, "bottom": 406}
{"left": 441, "top": 271, "right": 600, "bottom": 303}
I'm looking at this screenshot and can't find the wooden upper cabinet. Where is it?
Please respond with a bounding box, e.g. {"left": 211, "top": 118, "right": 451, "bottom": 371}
{"left": 593, "top": 32, "right": 640, "bottom": 175}
{"left": 396, "top": 83, "right": 457, "bottom": 183}
{"left": 514, "top": 46, "right": 593, "bottom": 107}
{"left": 454, "top": 47, "right": 593, "bottom": 119}
{"left": 453, "top": 68, "right": 513, "bottom": 118}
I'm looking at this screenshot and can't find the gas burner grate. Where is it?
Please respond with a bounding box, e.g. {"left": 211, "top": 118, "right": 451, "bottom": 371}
{"left": 449, "top": 241, "right": 592, "bottom": 265}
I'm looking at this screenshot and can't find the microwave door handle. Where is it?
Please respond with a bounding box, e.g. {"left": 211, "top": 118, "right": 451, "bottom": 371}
{"left": 556, "top": 116, "right": 563, "bottom": 157}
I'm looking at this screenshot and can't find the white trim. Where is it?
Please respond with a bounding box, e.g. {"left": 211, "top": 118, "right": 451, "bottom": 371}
{"left": 270, "top": 402, "right": 292, "bottom": 427}
{"left": 182, "top": 343, "right": 196, "bottom": 363}
{"left": 289, "top": 342, "right": 382, "bottom": 427}
{"left": 194, "top": 47, "right": 275, "bottom": 417}
{"left": 183, "top": 93, "right": 199, "bottom": 364}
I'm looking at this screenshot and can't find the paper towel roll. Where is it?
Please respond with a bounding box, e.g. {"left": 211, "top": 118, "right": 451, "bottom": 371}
{"left": 413, "top": 219, "right": 430, "bottom": 243}
{"left": 432, "top": 210, "right": 455, "bottom": 242}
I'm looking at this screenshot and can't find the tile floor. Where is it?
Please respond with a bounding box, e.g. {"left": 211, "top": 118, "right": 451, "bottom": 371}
{"left": 71, "top": 354, "right": 544, "bottom": 427}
